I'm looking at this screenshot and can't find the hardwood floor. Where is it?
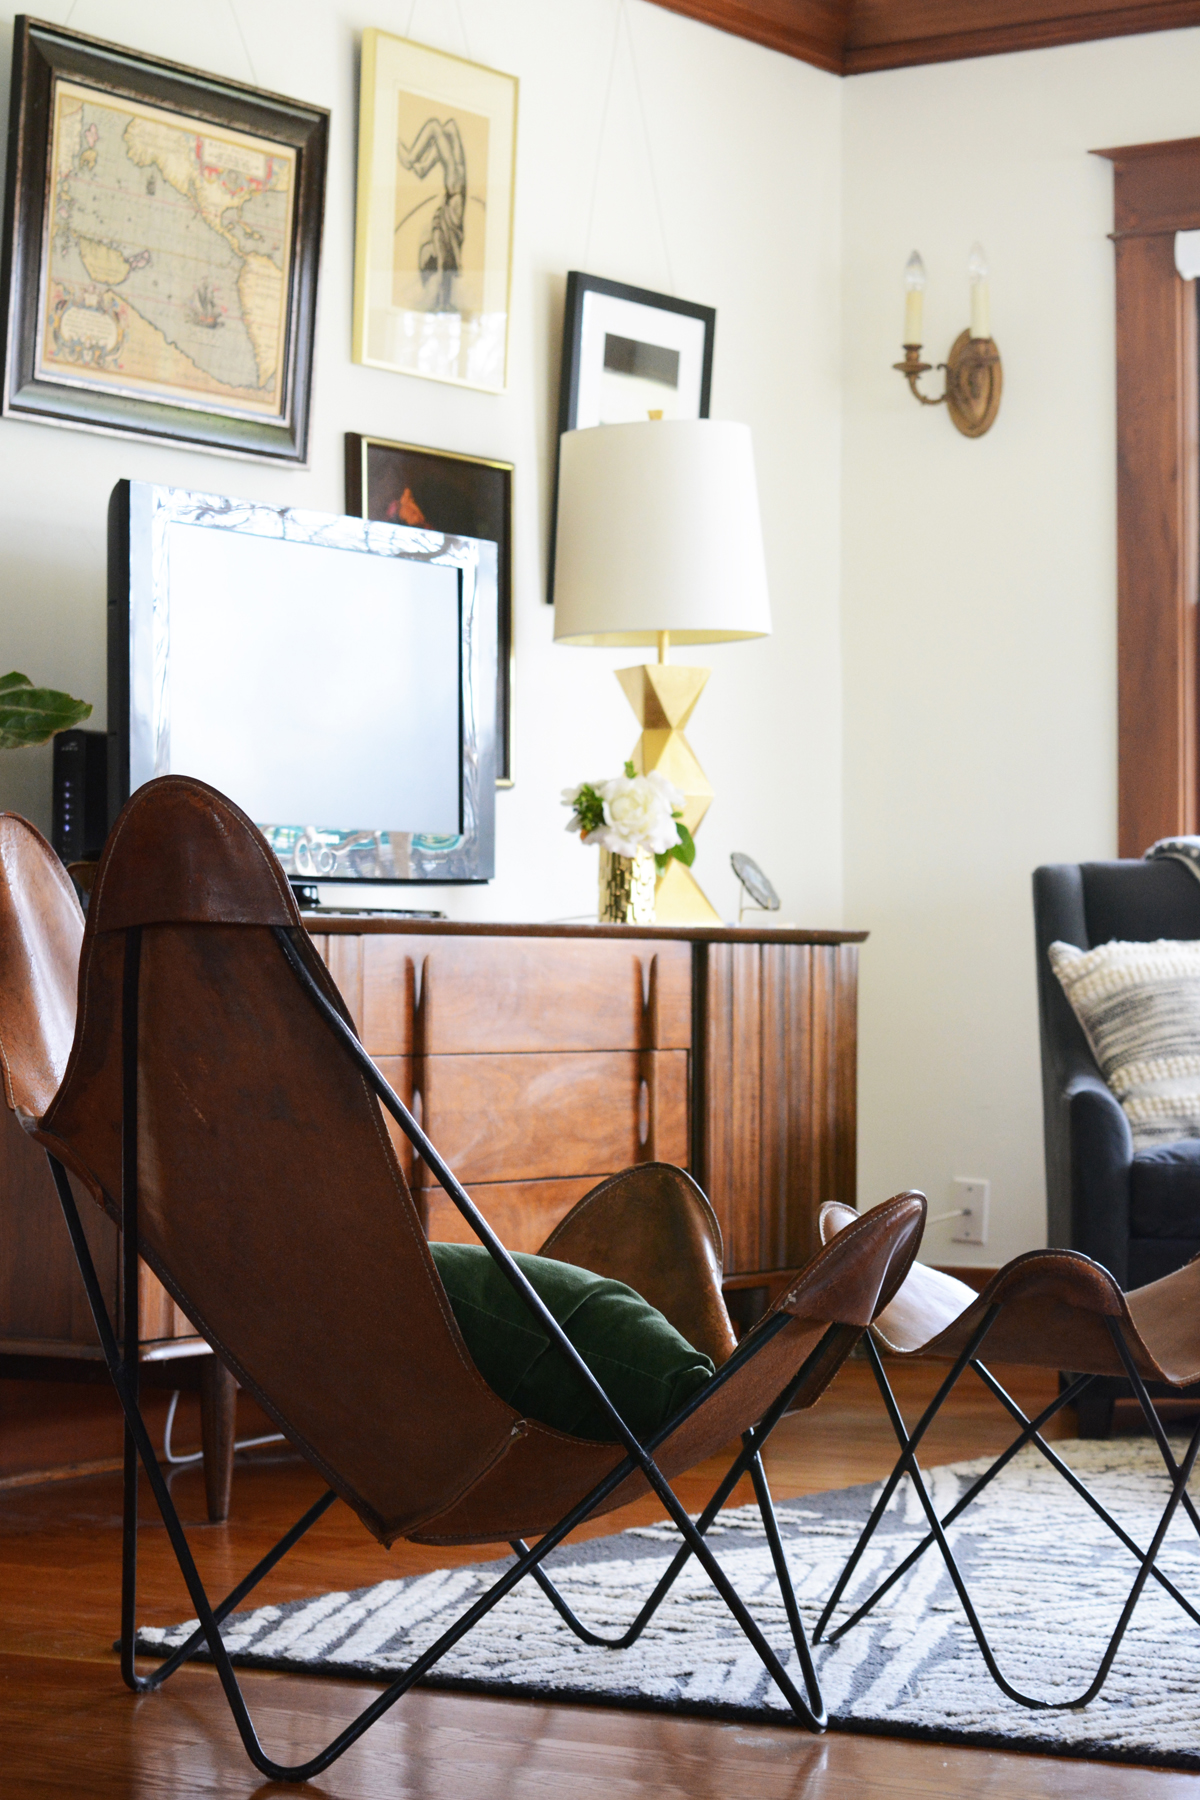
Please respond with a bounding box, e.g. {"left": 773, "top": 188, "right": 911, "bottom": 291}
{"left": 2, "top": 1358, "right": 1198, "bottom": 1798}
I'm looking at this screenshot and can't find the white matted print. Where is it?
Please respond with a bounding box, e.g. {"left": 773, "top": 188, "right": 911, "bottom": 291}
{"left": 576, "top": 292, "right": 709, "bottom": 426}
{"left": 353, "top": 31, "right": 517, "bottom": 393}
{"left": 546, "top": 272, "right": 715, "bottom": 602}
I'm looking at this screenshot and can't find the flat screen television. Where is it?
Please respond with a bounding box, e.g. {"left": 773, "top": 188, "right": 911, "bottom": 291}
{"left": 107, "top": 481, "right": 497, "bottom": 885}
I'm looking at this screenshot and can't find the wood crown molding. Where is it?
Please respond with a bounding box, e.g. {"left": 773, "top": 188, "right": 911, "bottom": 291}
{"left": 642, "top": 0, "right": 845, "bottom": 72}
{"left": 646, "top": 0, "right": 1200, "bottom": 74}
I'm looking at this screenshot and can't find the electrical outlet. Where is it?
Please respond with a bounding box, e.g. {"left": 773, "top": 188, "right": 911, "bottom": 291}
{"left": 951, "top": 1177, "right": 989, "bottom": 1245}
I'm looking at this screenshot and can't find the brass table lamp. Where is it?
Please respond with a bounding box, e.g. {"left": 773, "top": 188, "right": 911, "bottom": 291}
{"left": 552, "top": 419, "right": 771, "bottom": 923}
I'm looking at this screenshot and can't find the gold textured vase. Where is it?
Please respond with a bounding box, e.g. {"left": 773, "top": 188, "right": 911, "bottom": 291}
{"left": 598, "top": 848, "right": 657, "bottom": 925}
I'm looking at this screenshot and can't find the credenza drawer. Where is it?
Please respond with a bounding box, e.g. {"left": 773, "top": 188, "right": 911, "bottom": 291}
{"left": 312, "top": 933, "right": 691, "bottom": 1056}
{"left": 418, "top": 1049, "right": 688, "bottom": 1183}
{"left": 423, "top": 1176, "right": 602, "bottom": 1252}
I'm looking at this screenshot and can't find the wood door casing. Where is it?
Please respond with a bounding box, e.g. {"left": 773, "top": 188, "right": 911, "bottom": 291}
{"left": 1095, "top": 138, "right": 1200, "bottom": 856}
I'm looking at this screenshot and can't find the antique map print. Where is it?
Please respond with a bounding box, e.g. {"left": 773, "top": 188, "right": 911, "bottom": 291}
{"left": 38, "top": 81, "right": 295, "bottom": 417}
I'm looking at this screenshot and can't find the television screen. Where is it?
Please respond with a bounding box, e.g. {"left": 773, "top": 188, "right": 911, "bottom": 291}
{"left": 108, "top": 481, "right": 496, "bottom": 883}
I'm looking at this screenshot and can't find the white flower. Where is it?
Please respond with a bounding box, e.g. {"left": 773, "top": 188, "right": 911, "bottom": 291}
{"left": 584, "top": 770, "right": 684, "bottom": 857}
{"left": 561, "top": 782, "right": 595, "bottom": 833}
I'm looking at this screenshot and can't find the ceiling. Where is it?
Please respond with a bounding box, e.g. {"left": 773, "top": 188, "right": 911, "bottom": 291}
{"left": 646, "top": 0, "right": 1200, "bottom": 75}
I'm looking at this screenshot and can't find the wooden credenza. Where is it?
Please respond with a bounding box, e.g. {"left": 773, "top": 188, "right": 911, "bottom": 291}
{"left": 307, "top": 919, "right": 864, "bottom": 1312}
{"left": 0, "top": 918, "right": 863, "bottom": 1498}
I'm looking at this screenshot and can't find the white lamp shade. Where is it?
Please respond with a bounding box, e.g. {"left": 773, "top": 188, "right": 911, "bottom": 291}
{"left": 552, "top": 419, "right": 772, "bottom": 646}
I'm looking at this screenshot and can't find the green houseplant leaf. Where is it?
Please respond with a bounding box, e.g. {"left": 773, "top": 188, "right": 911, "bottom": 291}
{"left": 0, "top": 672, "right": 92, "bottom": 749}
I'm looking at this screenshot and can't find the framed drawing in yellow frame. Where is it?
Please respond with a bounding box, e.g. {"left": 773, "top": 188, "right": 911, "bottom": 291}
{"left": 352, "top": 31, "right": 517, "bottom": 393}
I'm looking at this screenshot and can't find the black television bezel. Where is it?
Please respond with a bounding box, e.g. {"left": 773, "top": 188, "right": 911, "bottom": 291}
{"left": 107, "top": 479, "right": 496, "bottom": 884}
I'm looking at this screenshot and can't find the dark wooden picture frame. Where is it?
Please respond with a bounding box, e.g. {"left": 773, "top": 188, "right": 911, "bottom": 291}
{"left": 546, "top": 271, "right": 716, "bottom": 604}
{"left": 1, "top": 16, "right": 328, "bottom": 464}
{"left": 346, "top": 432, "right": 514, "bottom": 785}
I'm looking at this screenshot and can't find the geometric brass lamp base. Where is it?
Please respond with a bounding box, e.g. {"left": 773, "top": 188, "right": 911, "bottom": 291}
{"left": 615, "top": 659, "right": 722, "bottom": 925}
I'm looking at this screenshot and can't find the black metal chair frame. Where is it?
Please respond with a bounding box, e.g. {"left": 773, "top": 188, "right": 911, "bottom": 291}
{"left": 44, "top": 922, "right": 856, "bottom": 1783}
{"left": 812, "top": 1317, "right": 1200, "bottom": 1709}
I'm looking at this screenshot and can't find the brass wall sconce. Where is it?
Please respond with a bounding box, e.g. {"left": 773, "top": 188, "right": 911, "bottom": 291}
{"left": 894, "top": 245, "right": 1002, "bottom": 438}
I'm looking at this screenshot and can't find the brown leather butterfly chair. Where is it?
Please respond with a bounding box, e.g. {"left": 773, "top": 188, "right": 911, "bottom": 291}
{"left": 813, "top": 1201, "right": 1200, "bottom": 1709}
{"left": 33, "top": 775, "right": 926, "bottom": 1783}
{"left": 0, "top": 812, "right": 251, "bottom": 1522}
{"left": 0, "top": 813, "right": 82, "bottom": 1122}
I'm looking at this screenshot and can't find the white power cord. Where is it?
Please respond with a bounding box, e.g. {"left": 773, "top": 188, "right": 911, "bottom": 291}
{"left": 162, "top": 1388, "right": 284, "bottom": 1466}
{"left": 926, "top": 1208, "right": 967, "bottom": 1226}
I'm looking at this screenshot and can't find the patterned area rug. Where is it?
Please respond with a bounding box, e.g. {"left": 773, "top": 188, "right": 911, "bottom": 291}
{"left": 140, "top": 1438, "right": 1200, "bottom": 1768}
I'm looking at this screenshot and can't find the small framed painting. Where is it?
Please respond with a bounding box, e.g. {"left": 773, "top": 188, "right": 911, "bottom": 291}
{"left": 353, "top": 31, "right": 517, "bottom": 394}
{"left": 345, "top": 433, "right": 514, "bottom": 785}
{"left": 547, "top": 272, "right": 716, "bottom": 601}
{"left": 1, "top": 17, "right": 328, "bottom": 462}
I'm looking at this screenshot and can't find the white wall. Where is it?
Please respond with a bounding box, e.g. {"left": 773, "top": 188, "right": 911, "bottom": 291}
{"left": 841, "top": 29, "right": 1200, "bottom": 1264}
{"left": 0, "top": 0, "right": 845, "bottom": 930}
{"left": 13, "top": 1, "right": 1191, "bottom": 1271}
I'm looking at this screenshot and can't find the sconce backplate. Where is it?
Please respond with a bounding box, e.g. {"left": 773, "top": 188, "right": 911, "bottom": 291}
{"left": 944, "top": 330, "right": 1002, "bottom": 438}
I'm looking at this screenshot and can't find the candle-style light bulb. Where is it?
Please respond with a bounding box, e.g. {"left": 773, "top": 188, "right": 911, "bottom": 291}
{"left": 968, "top": 241, "right": 990, "bottom": 340}
{"left": 904, "top": 250, "right": 926, "bottom": 346}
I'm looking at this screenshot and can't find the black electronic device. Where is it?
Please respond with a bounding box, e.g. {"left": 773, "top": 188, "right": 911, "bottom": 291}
{"left": 52, "top": 729, "right": 109, "bottom": 863}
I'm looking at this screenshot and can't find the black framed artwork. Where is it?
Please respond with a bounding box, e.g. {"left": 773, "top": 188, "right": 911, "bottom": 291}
{"left": 1, "top": 16, "right": 328, "bottom": 463}
{"left": 546, "top": 271, "right": 716, "bottom": 603}
{"left": 346, "top": 433, "right": 514, "bottom": 785}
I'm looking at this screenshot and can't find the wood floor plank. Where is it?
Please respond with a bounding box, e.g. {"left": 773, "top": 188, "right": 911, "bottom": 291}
{"left": 2, "top": 1357, "right": 1195, "bottom": 1797}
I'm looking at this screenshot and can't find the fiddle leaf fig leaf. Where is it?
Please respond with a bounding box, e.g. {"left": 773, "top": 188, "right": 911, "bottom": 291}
{"left": 0, "top": 672, "right": 92, "bottom": 749}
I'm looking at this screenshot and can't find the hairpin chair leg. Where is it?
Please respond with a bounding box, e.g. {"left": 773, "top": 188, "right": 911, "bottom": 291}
{"left": 1108, "top": 1324, "right": 1200, "bottom": 1545}
{"left": 827, "top": 1321, "right": 1200, "bottom": 1708}
{"left": 46, "top": 1153, "right": 337, "bottom": 1683}
{"left": 814, "top": 1312, "right": 998, "bottom": 1645}
{"left": 822, "top": 1367, "right": 1107, "bottom": 1643}
{"left": 828, "top": 1354, "right": 1200, "bottom": 1645}
{"left": 971, "top": 1361, "right": 1200, "bottom": 1629}
{"left": 511, "top": 1327, "right": 848, "bottom": 1679}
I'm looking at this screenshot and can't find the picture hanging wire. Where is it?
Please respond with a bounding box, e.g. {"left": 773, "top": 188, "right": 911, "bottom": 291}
{"left": 226, "top": 0, "right": 259, "bottom": 84}
{"left": 582, "top": 0, "right": 675, "bottom": 295}
{"left": 403, "top": 1, "right": 472, "bottom": 58}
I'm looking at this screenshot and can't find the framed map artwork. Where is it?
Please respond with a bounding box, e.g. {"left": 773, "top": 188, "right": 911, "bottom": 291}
{"left": 353, "top": 32, "right": 517, "bottom": 393}
{"left": 1, "top": 18, "right": 329, "bottom": 463}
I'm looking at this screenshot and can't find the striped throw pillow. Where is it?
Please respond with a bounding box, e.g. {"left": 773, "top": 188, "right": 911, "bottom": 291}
{"left": 1048, "top": 938, "right": 1200, "bottom": 1148}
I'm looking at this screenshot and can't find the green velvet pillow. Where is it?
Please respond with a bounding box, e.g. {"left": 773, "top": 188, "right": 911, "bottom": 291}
{"left": 429, "top": 1243, "right": 715, "bottom": 1443}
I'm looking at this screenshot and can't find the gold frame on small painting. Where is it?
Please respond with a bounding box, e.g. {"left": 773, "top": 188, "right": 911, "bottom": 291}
{"left": 352, "top": 31, "right": 517, "bottom": 394}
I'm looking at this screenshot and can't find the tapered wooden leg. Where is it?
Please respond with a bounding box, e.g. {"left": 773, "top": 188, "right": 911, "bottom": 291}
{"left": 199, "top": 1357, "right": 237, "bottom": 1523}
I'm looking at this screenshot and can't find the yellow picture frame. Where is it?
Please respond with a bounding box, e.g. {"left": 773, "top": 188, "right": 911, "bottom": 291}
{"left": 352, "top": 31, "right": 517, "bottom": 394}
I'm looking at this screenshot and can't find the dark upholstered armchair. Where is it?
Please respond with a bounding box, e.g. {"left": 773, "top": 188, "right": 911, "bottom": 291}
{"left": 1034, "top": 858, "right": 1200, "bottom": 1431}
